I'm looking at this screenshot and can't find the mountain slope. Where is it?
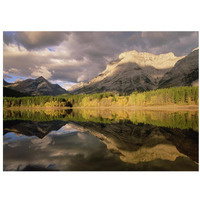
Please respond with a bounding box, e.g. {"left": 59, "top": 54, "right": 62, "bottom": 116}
{"left": 5, "top": 76, "right": 67, "bottom": 96}
{"left": 159, "top": 48, "right": 199, "bottom": 88}
{"left": 70, "top": 50, "right": 184, "bottom": 94}
{"left": 3, "top": 87, "right": 30, "bottom": 97}
{"left": 3, "top": 80, "right": 10, "bottom": 86}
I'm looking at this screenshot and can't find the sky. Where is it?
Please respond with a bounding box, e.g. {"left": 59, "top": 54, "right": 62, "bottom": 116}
{"left": 3, "top": 31, "right": 198, "bottom": 90}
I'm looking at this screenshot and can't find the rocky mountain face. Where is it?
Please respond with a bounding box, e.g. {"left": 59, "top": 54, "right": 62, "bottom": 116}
{"left": 69, "top": 49, "right": 198, "bottom": 94}
{"left": 5, "top": 76, "right": 67, "bottom": 96}
{"left": 159, "top": 48, "right": 199, "bottom": 88}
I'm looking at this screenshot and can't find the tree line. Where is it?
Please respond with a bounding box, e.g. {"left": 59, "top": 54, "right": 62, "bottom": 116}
{"left": 3, "top": 86, "right": 199, "bottom": 108}
{"left": 3, "top": 96, "right": 73, "bottom": 108}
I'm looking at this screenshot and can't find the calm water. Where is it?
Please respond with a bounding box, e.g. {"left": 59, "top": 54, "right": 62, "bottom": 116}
{"left": 3, "top": 109, "right": 199, "bottom": 171}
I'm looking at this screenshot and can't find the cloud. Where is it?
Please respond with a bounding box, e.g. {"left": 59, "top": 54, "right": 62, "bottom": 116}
{"left": 77, "top": 74, "right": 86, "bottom": 82}
{"left": 4, "top": 128, "right": 123, "bottom": 171}
{"left": 61, "top": 82, "right": 76, "bottom": 90}
{"left": 31, "top": 66, "right": 53, "bottom": 79}
{"left": 3, "top": 32, "right": 15, "bottom": 45}
{"left": 77, "top": 133, "right": 87, "bottom": 140}
{"left": 4, "top": 31, "right": 69, "bottom": 50}
{"left": 3, "top": 31, "right": 198, "bottom": 84}
{"left": 31, "top": 136, "right": 52, "bottom": 150}
{"left": 140, "top": 32, "right": 198, "bottom": 56}
{"left": 3, "top": 74, "right": 12, "bottom": 79}
{"left": 3, "top": 70, "right": 12, "bottom": 79}
{"left": 8, "top": 67, "right": 20, "bottom": 74}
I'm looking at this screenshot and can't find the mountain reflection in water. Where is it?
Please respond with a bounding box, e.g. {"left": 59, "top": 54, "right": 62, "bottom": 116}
{"left": 3, "top": 109, "right": 198, "bottom": 171}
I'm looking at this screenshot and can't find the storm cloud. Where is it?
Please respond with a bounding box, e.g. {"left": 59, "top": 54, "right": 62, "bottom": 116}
{"left": 3, "top": 31, "right": 198, "bottom": 88}
{"left": 4, "top": 31, "right": 69, "bottom": 50}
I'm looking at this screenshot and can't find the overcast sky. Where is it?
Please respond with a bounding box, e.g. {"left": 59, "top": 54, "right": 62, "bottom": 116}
{"left": 3, "top": 31, "right": 198, "bottom": 89}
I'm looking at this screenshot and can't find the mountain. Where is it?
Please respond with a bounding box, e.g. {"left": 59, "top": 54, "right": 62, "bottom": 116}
{"left": 3, "top": 87, "right": 30, "bottom": 97}
{"left": 4, "top": 79, "right": 29, "bottom": 97}
{"left": 3, "top": 80, "right": 10, "bottom": 86}
{"left": 70, "top": 50, "right": 184, "bottom": 94}
{"left": 159, "top": 48, "right": 199, "bottom": 88}
{"left": 67, "top": 82, "right": 85, "bottom": 92}
{"left": 5, "top": 76, "right": 67, "bottom": 96}
{"left": 14, "top": 78, "right": 23, "bottom": 83}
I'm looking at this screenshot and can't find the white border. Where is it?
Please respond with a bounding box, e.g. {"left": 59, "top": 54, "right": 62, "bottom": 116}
{"left": 0, "top": 1, "right": 200, "bottom": 200}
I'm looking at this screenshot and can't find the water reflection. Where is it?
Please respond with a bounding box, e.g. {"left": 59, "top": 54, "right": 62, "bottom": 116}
{"left": 4, "top": 120, "right": 67, "bottom": 138}
{"left": 3, "top": 109, "right": 199, "bottom": 171}
{"left": 4, "top": 108, "right": 198, "bottom": 131}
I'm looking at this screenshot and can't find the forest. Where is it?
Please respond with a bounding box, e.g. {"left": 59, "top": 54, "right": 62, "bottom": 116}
{"left": 3, "top": 86, "right": 199, "bottom": 108}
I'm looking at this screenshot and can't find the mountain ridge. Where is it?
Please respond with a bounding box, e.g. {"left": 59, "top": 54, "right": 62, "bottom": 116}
{"left": 159, "top": 48, "right": 199, "bottom": 88}
{"left": 5, "top": 76, "right": 67, "bottom": 96}
{"left": 69, "top": 49, "right": 198, "bottom": 94}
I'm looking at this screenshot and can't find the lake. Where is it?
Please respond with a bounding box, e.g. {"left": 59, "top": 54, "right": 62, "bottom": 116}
{"left": 3, "top": 108, "right": 199, "bottom": 171}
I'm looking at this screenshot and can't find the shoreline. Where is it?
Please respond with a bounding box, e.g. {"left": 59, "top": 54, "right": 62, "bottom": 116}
{"left": 72, "top": 105, "right": 199, "bottom": 111}
{"left": 4, "top": 104, "right": 199, "bottom": 111}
